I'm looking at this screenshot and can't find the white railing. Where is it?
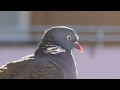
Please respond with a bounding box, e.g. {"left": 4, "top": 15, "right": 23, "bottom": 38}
{"left": 0, "top": 25, "right": 120, "bottom": 43}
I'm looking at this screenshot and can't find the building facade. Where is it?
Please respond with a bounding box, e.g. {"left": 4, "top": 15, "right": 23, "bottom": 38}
{"left": 1, "top": 11, "right": 120, "bottom": 44}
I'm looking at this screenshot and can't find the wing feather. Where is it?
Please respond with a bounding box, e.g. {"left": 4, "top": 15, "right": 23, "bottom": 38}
{"left": 0, "top": 55, "right": 64, "bottom": 79}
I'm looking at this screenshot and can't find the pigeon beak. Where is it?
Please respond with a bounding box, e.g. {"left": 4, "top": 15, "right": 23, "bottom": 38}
{"left": 74, "top": 41, "right": 83, "bottom": 53}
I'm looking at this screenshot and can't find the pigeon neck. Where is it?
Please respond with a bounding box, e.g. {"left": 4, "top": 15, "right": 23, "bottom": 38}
{"left": 35, "top": 41, "right": 67, "bottom": 55}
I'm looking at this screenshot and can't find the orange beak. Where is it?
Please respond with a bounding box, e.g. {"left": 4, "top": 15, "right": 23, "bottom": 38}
{"left": 74, "top": 42, "right": 83, "bottom": 53}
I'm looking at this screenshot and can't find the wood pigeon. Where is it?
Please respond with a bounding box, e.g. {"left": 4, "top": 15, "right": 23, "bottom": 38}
{"left": 0, "top": 26, "right": 83, "bottom": 79}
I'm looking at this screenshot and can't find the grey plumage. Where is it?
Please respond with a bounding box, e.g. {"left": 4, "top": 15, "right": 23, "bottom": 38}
{"left": 0, "top": 26, "right": 83, "bottom": 79}
{"left": 0, "top": 54, "right": 64, "bottom": 79}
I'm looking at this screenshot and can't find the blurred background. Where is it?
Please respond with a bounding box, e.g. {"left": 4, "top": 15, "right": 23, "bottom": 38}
{"left": 0, "top": 11, "right": 120, "bottom": 79}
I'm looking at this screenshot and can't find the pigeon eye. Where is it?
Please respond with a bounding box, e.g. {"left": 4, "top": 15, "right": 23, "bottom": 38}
{"left": 67, "top": 35, "right": 72, "bottom": 40}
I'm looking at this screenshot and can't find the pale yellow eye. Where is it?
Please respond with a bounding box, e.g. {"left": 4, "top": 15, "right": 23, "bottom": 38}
{"left": 67, "top": 35, "right": 71, "bottom": 40}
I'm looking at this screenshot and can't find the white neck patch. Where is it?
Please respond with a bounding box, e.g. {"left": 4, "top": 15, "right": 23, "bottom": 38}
{"left": 44, "top": 45, "right": 66, "bottom": 54}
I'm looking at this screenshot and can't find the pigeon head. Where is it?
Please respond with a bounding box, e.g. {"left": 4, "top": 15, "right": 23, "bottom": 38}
{"left": 36, "top": 26, "right": 83, "bottom": 54}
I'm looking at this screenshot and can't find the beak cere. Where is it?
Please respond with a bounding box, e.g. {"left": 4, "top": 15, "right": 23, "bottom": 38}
{"left": 74, "top": 42, "right": 83, "bottom": 53}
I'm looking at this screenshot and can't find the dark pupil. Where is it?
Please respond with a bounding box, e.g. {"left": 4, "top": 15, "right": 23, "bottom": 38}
{"left": 68, "top": 36, "right": 71, "bottom": 39}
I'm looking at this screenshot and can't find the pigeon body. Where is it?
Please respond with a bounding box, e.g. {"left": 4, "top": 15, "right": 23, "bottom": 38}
{"left": 0, "top": 26, "right": 83, "bottom": 79}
